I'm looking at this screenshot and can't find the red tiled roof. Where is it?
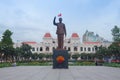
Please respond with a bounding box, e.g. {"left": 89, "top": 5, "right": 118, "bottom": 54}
{"left": 22, "top": 41, "right": 37, "bottom": 44}
{"left": 83, "top": 42, "right": 101, "bottom": 44}
{"left": 71, "top": 33, "right": 79, "bottom": 38}
{"left": 44, "top": 33, "right": 52, "bottom": 38}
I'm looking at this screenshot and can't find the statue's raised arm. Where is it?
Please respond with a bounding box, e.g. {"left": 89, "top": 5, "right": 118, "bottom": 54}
{"left": 53, "top": 16, "right": 57, "bottom": 26}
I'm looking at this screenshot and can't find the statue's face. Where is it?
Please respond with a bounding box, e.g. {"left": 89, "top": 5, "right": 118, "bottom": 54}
{"left": 59, "top": 18, "right": 62, "bottom": 22}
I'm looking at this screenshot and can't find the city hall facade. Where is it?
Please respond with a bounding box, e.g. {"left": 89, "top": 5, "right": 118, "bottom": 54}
{"left": 14, "top": 30, "right": 111, "bottom": 54}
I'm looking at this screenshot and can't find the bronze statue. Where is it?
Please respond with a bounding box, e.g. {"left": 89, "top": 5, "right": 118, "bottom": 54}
{"left": 53, "top": 16, "right": 66, "bottom": 50}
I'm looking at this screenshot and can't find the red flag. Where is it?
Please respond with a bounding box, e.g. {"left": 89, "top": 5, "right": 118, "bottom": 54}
{"left": 58, "top": 13, "right": 62, "bottom": 17}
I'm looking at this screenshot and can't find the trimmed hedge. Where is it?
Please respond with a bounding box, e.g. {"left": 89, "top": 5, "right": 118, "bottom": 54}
{"left": 0, "top": 62, "right": 11, "bottom": 68}
{"left": 1, "top": 61, "right": 120, "bottom": 68}
{"left": 103, "top": 63, "right": 120, "bottom": 68}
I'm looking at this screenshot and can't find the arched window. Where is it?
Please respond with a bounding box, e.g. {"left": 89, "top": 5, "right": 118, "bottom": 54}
{"left": 84, "top": 47, "right": 86, "bottom": 51}
{"left": 53, "top": 47, "right": 55, "bottom": 50}
{"left": 92, "top": 47, "right": 94, "bottom": 51}
{"left": 80, "top": 47, "right": 83, "bottom": 51}
{"left": 40, "top": 47, "right": 43, "bottom": 51}
{"left": 68, "top": 41, "right": 70, "bottom": 43}
{"left": 68, "top": 47, "right": 71, "bottom": 51}
{"left": 88, "top": 47, "right": 91, "bottom": 51}
{"left": 53, "top": 41, "right": 55, "bottom": 43}
{"left": 94, "top": 46, "right": 98, "bottom": 51}
{"left": 74, "top": 47, "right": 77, "bottom": 51}
{"left": 46, "top": 47, "right": 49, "bottom": 51}
{"left": 37, "top": 47, "right": 39, "bottom": 51}
{"left": 32, "top": 47, "right": 35, "bottom": 51}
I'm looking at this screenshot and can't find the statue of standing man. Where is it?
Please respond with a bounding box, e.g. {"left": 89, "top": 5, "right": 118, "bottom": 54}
{"left": 53, "top": 16, "right": 66, "bottom": 50}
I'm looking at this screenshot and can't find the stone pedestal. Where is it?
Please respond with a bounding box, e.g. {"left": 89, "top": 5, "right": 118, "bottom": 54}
{"left": 53, "top": 50, "right": 68, "bottom": 69}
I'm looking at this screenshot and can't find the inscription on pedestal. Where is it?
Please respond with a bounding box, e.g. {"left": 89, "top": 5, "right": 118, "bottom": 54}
{"left": 53, "top": 50, "right": 68, "bottom": 69}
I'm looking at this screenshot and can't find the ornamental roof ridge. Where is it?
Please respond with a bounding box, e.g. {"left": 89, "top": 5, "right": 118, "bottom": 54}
{"left": 71, "top": 33, "right": 79, "bottom": 38}
{"left": 44, "top": 32, "right": 52, "bottom": 38}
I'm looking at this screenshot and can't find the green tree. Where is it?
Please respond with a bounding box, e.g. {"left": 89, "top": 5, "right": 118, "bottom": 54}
{"left": 0, "top": 42, "right": 3, "bottom": 62}
{"left": 1, "top": 29, "right": 14, "bottom": 62}
{"left": 14, "top": 47, "right": 23, "bottom": 62}
{"left": 38, "top": 53, "right": 45, "bottom": 60}
{"left": 108, "top": 26, "right": 120, "bottom": 59}
{"left": 20, "top": 43, "right": 32, "bottom": 61}
{"left": 95, "top": 46, "right": 108, "bottom": 59}
{"left": 111, "top": 25, "right": 120, "bottom": 42}
{"left": 68, "top": 53, "right": 71, "bottom": 60}
{"left": 108, "top": 42, "right": 120, "bottom": 58}
{"left": 32, "top": 53, "right": 38, "bottom": 61}
{"left": 45, "top": 53, "right": 52, "bottom": 60}
{"left": 1, "top": 29, "right": 13, "bottom": 45}
{"left": 72, "top": 53, "right": 80, "bottom": 61}
{"left": 86, "top": 53, "right": 95, "bottom": 60}
{"left": 80, "top": 53, "right": 87, "bottom": 60}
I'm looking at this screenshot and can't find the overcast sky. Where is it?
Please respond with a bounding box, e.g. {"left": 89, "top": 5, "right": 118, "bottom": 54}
{"left": 0, "top": 0, "right": 120, "bottom": 42}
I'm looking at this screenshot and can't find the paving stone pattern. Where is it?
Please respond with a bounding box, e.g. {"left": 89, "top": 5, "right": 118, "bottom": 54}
{"left": 0, "top": 66, "right": 120, "bottom": 80}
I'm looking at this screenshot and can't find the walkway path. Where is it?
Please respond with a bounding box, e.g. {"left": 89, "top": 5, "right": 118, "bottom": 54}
{"left": 0, "top": 66, "right": 120, "bottom": 80}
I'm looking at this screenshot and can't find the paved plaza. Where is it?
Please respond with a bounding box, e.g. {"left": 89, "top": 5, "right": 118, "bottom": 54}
{"left": 0, "top": 66, "right": 120, "bottom": 80}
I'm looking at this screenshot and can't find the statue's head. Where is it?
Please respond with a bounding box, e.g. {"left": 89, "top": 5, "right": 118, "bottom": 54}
{"left": 59, "top": 18, "right": 62, "bottom": 23}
